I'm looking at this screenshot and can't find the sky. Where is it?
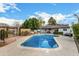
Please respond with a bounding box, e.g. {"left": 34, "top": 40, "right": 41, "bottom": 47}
{"left": 0, "top": 3, "right": 79, "bottom": 26}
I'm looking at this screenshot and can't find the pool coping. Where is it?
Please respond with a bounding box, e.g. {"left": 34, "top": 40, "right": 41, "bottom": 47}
{"left": 18, "top": 34, "right": 63, "bottom": 51}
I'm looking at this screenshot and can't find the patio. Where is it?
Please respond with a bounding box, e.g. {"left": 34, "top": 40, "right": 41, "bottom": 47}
{"left": 0, "top": 35, "right": 78, "bottom": 56}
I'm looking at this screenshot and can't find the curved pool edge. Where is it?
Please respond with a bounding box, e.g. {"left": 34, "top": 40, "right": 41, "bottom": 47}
{"left": 18, "top": 34, "right": 62, "bottom": 50}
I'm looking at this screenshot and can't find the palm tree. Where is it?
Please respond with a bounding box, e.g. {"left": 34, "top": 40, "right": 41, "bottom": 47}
{"left": 74, "top": 14, "right": 79, "bottom": 23}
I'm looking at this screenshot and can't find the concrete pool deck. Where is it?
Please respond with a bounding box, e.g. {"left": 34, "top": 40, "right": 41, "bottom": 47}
{"left": 0, "top": 35, "right": 78, "bottom": 56}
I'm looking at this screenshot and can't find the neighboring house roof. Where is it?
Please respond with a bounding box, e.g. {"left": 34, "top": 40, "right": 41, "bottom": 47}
{"left": 0, "top": 23, "right": 9, "bottom": 28}
{"left": 0, "top": 23, "right": 17, "bottom": 29}
{"left": 40, "top": 24, "right": 70, "bottom": 29}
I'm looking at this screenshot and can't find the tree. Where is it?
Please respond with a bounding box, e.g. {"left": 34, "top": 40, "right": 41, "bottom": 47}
{"left": 37, "top": 16, "right": 45, "bottom": 26}
{"left": 22, "top": 20, "right": 29, "bottom": 28}
{"left": 38, "top": 20, "right": 45, "bottom": 27}
{"left": 48, "top": 17, "right": 56, "bottom": 25}
{"left": 22, "top": 17, "right": 40, "bottom": 30}
{"left": 22, "top": 17, "right": 45, "bottom": 30}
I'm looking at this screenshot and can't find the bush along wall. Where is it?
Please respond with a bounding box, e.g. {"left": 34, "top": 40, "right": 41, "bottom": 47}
{"left": 53, "top": 29, "right": 63, "bottom": 35}
{"left": 72, "top": 23, "right": 79, "bottom": 53}
{"left": 72, "top": 24, "right": 79, "bottom": 42}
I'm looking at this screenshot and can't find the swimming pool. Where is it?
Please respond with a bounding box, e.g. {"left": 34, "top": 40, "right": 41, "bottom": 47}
{"left": 21, "top": 34, "right": 58, "bottom": 48}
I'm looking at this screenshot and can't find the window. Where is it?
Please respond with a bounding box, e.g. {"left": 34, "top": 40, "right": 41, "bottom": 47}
{"left": 63, "top": 29, "right": 67, "bottom": 31}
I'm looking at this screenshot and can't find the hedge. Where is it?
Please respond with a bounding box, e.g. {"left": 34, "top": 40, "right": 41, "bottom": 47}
{"left": 72, "top": 24, "right": 79, "bottom": 41}
{"left": 53, "top": 30, "right": 63, "bottom": 35}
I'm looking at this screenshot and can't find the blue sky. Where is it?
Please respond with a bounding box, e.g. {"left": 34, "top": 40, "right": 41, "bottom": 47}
{"left": 0, "top": 3, "right": 79, "bottom": 25}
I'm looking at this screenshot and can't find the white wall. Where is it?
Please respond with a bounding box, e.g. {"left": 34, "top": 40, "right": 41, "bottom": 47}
{"left": 58, "top": 28, "right": 72, "bottom": 34}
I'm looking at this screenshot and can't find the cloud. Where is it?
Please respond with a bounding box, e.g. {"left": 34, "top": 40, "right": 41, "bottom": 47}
{"left": 0, "top": 3, "right": 21, "bottom": 13}
{"left": 52, "top": 13, "right": 65, "bottom": 23}
{"left": 0, "top": 6, "right": 5, "bottom": 12}
{"left": 33, "top": 12, "right": 65, "bottom": 24}
{"left": 0, "top": 17, "right": 24, "bottom": 26}
{"left": 65, "top": 14, "right": 73, "bottom": 17}
{"left": 8, "top": 3, "right": 21, "bottom": 12}
{"left": 29, "top": 15, "right": 38, "bottom": 19}
{"left": 0, "top": 3, "right": 6, "bottom": 12}
{"left": 34, "top": 12, "right": 51, "bottom": 24}
{"left": 60, "top": 17, "right": 77, "bottom": 25}
{"left": 29, "top": 11, "right": 77, "bottom": 25}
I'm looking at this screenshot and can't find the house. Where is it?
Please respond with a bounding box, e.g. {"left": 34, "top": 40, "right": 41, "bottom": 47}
{"left": 0, "top": 23, "right": 17, "bottom": 35}
{"left": 0, "top": 23, "right": 9, "bottom": 30}
{"left": 0, "top": 23, "right": 17, "bottom": 30}
{"left": 40, "top": 24, "right": 72, "bottom": 34}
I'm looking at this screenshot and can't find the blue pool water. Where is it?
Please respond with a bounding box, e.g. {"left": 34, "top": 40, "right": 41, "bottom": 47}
{"left": 21, "top": 34, "right": 58, "bottom": 48}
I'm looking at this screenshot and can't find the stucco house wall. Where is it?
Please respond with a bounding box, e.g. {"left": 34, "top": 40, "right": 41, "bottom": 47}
{"left": 40, "top": 24, "right": 72, "bottom": 34}
{"left": 58, "top": 28, "right": 71, "bottom": 34}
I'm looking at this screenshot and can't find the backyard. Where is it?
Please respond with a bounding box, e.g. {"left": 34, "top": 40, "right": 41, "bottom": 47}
{"left": 0, "top": 35, "right": 78, "bottom": 56}
{"left": 0, "top": 15, "right": 79, "bottom": 56}
{"left": 0, "top": 3, "right": 79, "bottom": 56}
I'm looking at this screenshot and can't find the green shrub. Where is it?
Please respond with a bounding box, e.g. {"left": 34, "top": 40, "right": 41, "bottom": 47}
{"left": 0, "top": 30, "right": 6, "bottom": 42}
{"left": 57, "top": 32, "right": 63, "bottom": 35}
{"left": 53, "top": 30, "right": 63, "bottom": 35}
{"left": 0, "top": 30, "right": 8, "bottom": 41}
{"left": 53, "top": 29, "right": 58, "bottom": 34}
{"left": 72, "top": 24, "right": 79, "bottom": 40}
{"left": 75, "top": 35, "right": 79, "bottom": 39}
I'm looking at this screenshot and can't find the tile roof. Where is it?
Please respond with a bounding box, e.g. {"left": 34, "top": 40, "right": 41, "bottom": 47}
{"left": 40, "top": 24, "right": 70, "bottom": 29}
{"left": 0, "top": 23, "right": 9, "bottom": 27}
{"left": 0, "top": 23, "right": 17, "bottom": 29}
